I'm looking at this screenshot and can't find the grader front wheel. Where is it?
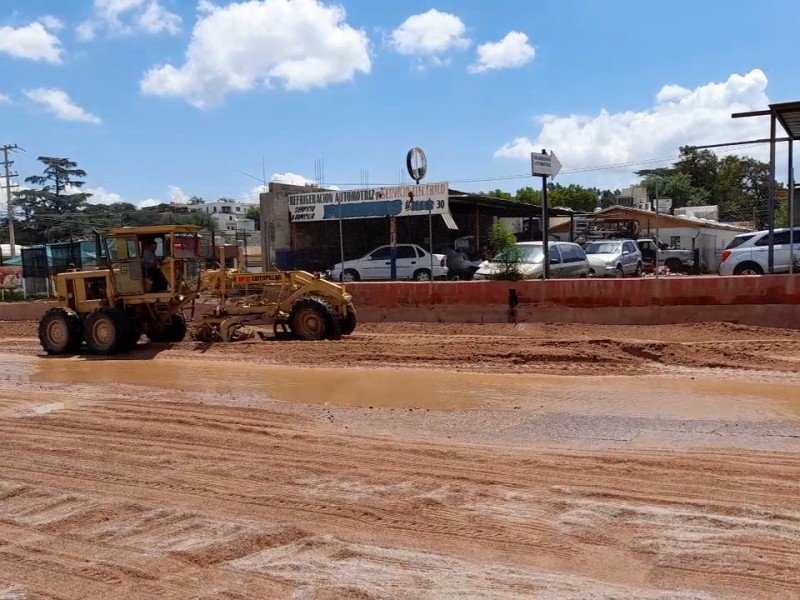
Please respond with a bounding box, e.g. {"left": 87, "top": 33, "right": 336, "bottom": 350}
{"left": 340, "top": 302, "right": 357, "bottom": 336}
{"left": 289, "top": 297, "right": 341, "bottom": 341}
{"left": 83, "top": 307, "right": 131, "bottom": 355}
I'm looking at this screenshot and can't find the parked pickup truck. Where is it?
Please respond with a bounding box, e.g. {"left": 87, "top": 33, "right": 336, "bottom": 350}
{"left": 636, "top": 238, "right": 695, "bottom": 273}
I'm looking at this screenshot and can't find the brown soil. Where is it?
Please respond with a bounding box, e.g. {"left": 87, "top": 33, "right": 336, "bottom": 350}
{"left": 3, "top": 319, "right": 800, "bottom": 375}
{"left": 0, "top": 320, "right": 799, "bottom": 598}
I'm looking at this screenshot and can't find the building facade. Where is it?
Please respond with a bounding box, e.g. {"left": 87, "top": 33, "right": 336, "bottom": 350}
{"left": 191, "top": 199, "right": 256, "bottom": 233}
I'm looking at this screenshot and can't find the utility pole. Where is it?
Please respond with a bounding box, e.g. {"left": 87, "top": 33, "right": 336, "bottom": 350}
{"left": 1, "top": 144, "right": 21, "bottom": 258}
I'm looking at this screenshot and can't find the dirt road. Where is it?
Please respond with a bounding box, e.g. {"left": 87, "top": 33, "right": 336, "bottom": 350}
{"left": 0, "top": 321, "right": 799, "bottom": 599}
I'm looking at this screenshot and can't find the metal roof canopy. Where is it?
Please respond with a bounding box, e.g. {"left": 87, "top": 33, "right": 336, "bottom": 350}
{"left": 731, "top": 101, "right": 798, "bottom": 273}
{"left": 448, "top": 189, "right": 576, "bottom": 217}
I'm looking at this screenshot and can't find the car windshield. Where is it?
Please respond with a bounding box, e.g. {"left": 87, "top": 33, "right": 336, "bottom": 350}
{"left": 584, "top": 242, "right": 620, "bottom": 254}
{"left": 725, "top": 234, "right": 756, "bottom": 250}
{"left": 491, "top": 245, "right": 543, "bottom": 263}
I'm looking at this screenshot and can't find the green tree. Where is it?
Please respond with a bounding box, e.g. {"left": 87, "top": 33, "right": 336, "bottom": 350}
{"left": 244, "top": 205, "right": 261, "bottom": 230}
{"left": 188, "top": 195, "right": 205, "bottom": 205}
{"left": 481, "top": 188, "right": 513, "bottom": 200}
{"left": 714, "top": 155, "right": 775, "bottom": 226}
{"left": 640, "top": 172, "right": 710, "bottom": 209}
{"left": 599, "top": 189, "right": 620, "bottom": 208}
{"left": 487, "top": 219, "right": 522, "bottom": 280}
{"left": 548, "top": 183, "right": 599, "bottom": 212}
{"left": 14, "top": 156, "right": 92, "bottom": 240}
{"left": 515, "top": 186, "right": 542, "bottom": 205}
{"left": 674, "top": 146, "right": 719, "bottom": 192}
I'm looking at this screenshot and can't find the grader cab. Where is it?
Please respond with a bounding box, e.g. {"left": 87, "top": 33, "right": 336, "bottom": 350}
{"left": 38, "top": 224, "right": 357, "bottom": 356}
{"left": 39, "top": 225, "right": 204, "bottom": 355}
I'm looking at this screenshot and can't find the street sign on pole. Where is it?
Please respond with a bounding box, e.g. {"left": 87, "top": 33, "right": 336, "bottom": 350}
{"left": 531, "top": 151, "right": 562, "bottom": 179}
{"left": 656, "top": 198, "right": 673, "bottom": 213}
{"left": 531, "top": 149, "right": 561, "bottom": 280}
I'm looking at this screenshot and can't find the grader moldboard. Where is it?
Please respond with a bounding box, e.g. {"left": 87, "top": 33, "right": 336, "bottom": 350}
{"left": 37, "top": 225, "right": 356, "bottom": 356}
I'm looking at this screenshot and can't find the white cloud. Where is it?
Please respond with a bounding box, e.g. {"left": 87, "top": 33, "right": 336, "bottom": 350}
{"left": 469, "top": 31, "right": 535, "bottom": 74}
{"left": 24, "top": 88, "right": 103, "bottom": 124}
{"left": 241, "top": 185, "right": 266, "bottom": 204}
{"left": 270, "top": 172, "right": 316, "bottom": 186}
{"left": 494, "top": 69, "right": 775, "bottom": 186}
{"left": 83, "top": 185, "right": 189, "bottom": 208}
{"left": 38, "top": 16, "right": 64, "bottom": 31}
{"left": 77, "top": 0, "right": 181, "bottom": 41}
{"left": 85, "top": 187, "right": 124, "bottom": 205}
{"left": 168, "top": 185, "right": 189, "bottom": 204}
{"left": 140, "top": 0, "right": 371, "bottom": 108}
{"left": 138, "top": 1, "right": 182, "bottom": 34}
{"left": 388, "top": 9, "right": 469, "bottom": 62}
{"left": 268, "top": 172, "right": 340, "bottom": 190}
{"left": 0, "top": 17, "right": 63, "bottom": 63}
{"left": 0, "top": 93, "right": 12, "bottom": 104}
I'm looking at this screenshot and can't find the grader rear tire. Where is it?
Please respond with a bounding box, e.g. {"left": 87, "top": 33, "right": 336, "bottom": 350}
{"left": 38, "top": 307, "right": 83, "bottom": 355}
{"left": 84, "top": 307, "right": 131, "bottom": 355}
{"left": 289, "top": 297, "right": 341, "bottom": 341}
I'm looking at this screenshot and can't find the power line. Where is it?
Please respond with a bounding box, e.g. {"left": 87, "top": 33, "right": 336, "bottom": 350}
{"left": 273, "top": 142, "right": 769, "bottom": 189}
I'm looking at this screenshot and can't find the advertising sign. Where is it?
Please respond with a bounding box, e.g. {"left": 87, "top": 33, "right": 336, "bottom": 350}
{"left": 288, "top": 182, "right": 449, "bottom": 223}
{"left": 0, "top": 266, "right": 22, "bottom": 290}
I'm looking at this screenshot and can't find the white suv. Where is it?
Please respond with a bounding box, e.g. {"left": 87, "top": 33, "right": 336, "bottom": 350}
{"left": 719, "top": 228, "right": 800, "bottom": 276}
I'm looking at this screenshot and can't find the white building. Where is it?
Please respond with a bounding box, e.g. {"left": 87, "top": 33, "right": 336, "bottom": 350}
{"left": 191, "top": 198, "right": 256, "bottom": 232}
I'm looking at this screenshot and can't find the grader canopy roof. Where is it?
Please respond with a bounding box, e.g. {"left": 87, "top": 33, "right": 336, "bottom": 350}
{"left": 109, "top": 225, "right": 203, "bottom": 236}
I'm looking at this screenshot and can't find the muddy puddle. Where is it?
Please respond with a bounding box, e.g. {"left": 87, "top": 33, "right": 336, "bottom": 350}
{"left": 0, "top": 352, "right": 797, "bottom": 419}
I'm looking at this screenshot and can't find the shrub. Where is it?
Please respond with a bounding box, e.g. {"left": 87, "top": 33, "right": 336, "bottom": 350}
{"left": 488, "top": 220, "right": 523, "bottom": 281}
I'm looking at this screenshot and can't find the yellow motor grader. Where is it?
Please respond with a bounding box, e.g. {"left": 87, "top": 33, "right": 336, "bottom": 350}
{"left": 38, "top": 225, "right": 356, "bottom": 356}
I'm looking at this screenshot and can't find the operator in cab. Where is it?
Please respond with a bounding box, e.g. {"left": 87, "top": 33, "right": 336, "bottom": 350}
{"left": 143, "top": 240, "right": 169, "bottom": 292}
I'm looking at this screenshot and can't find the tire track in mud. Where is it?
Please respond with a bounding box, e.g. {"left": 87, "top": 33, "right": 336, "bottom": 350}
{"left": 1, "top": 395, "right": 799, "bottom": 599}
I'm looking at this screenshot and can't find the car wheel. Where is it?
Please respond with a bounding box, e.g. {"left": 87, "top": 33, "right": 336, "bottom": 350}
{"left": 733, "top": 262, "right": 764, "bottom": 276}
{"left": 413, "top": 269, "right": 432, "bottom": 281}
{"left": 615, "top": 265, "right": 624, "bottom": 278}
{"left": 634, "top": 262, "right": 643, "bottom": 277}
{"left": 341, "top": 269, "right": 360, "bottom": 282}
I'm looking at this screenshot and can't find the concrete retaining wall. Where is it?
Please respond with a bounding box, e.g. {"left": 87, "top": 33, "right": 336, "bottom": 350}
{"left": 1, "top": 276, "right": 798, "bottom": 328}
{"left": 341, "top": 275, "right": 800, "bottom": 328}
{"left": 343, "top": 275, "right": 800, "bottom": 308}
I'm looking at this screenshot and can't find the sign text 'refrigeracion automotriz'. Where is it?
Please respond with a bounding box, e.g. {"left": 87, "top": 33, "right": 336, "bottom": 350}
{"left": 288, "top": 182, "right": 449, "bottom": 222}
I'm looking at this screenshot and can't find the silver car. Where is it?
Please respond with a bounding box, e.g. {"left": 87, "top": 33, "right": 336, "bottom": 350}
{"left": 473, "top": 241, "right": 590, "bottom": 280}
{"left": 584, "top": 239, "right": 643, "bottom": 277}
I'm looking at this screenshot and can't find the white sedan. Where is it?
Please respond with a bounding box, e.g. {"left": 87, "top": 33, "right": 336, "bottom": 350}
{"left": 329, "top": 244, "right": 448, "bottom": 282}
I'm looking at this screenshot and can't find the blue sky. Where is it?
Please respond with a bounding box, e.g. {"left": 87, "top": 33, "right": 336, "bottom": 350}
{"left": 0, "top": 0, "right": 796, "bottom": 207}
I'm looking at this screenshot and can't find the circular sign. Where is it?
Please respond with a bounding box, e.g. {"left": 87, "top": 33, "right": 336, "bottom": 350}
{"left": 406, "top": 147, "right": 427, "bottom": 183}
